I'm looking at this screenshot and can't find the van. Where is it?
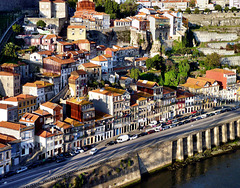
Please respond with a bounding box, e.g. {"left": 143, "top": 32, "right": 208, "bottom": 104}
{"left": 116, "top": 135, "right": 129, "bottom": 143}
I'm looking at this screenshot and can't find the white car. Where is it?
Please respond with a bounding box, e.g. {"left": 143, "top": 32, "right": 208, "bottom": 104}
{"left": 16, "top": 166, "right": 28, "bottom": 173}
{"left": 130, "top": 134, "right": 138, "bottom": 140}
{"left": 89, "top": 148, "right": 98, "bottom": 155}
{"left": 78, "top": 148, "right": 84, "bottom": 153}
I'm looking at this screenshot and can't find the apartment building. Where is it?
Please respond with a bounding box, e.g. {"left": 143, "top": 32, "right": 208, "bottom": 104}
{"left": 0, "top": 104, "right": 18, "bottom": 122}
{"left": 40, "top": 101, "right": 63, "bottom": 122}
{"left": 0, "top": 94, "right": 37, "bottom": 120}
{"left": 39, "top": 0, "right": 67, "bottom": 18}
{"left": 0, "top": 143, "right": 11, "bottom": 175}
{"left": 205, "top": 68, "right": 237, "bottom": 89}
{"left": 0, "top": 121, "right": 34, "bottom": 157}
{"left": 79, "top": 62, "right": 101, "bottom": 82}
{"left": 0, "top": 71, "right": 21, "bottom": 97}
{"left": 89, "top": 87, "right": 131, "bottom": 136}
{"left": 23, "top": 81, "right": 55, "bottom": 105}
{"left": 68, "top": 70, "right": 88, "bottom": 97}
{"left": 67, "top": 25, "right": 86, "bottom": 41}
{"left": 42, "top": 56, "right": 77, "bottom": 88}
{"left": 35, "top": 128, "right": 64, "bottom": 159}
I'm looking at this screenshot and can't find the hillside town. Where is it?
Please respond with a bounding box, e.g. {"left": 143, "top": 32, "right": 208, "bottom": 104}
{"left": 1, "top": 0, "right": 240, "bottom": 185}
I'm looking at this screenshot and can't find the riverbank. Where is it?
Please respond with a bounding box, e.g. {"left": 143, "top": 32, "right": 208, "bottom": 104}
{"left": 128, "top": 138, "right": 240, "bottom": 188}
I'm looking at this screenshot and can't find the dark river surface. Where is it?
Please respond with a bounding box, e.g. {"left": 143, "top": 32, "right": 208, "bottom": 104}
{"left": 131, "top": 150, "right": 240, "bottom": 188}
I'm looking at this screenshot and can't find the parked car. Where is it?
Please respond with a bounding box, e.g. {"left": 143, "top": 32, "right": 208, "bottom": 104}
{"left": 178, "top": 122, "right": 184, "bottom": 126}
{"left": 149, "top": 120, "right": 158, "bottom": 127}
{"left": 77, "top": 148, "right": 85, "bottom": 153}
{"left": 116, "top": 135, "right": 129, "bottom": 143}
{"left": 56, "top": 157, "right": 66, "bottom": 163}
{"left": 147, "top": 130, "right": 155, "bottom": 134}
{"left": 129, "top": 134, "right": 138, "bottom": 140}
{"left": 16, "top": 166, "right": 28, "bottom": 174}
{"left": 74, "top": 150, "right": 80, "bottom": 154}
{"left": 105, "top": 141, "right": 116, "bottom": 146}
{"left": 63, "top": 152, "right": 71, "bottom": 158}
{"left": 138, "top": 132, "right": 148, "bottom": 137}
{"left": 155, "top": 126, "right": 162, "bottom": 132}
{"left": 57, "top": 153, "right": 64, "bottom": 158}
{"left": 196, "top": 117, "right": 202, "bottom": 120}
{"left": 4, "top": 171, "right": 16, "bottom": 178}
{"left": 69, "top": 151, "right": 76, "bottom": 156}
{"left": 83, "top": 145, "right": 92, "bottom": 151}
{"left": 89, "top": 148, "right": 98, "bottom": 155}
{"left": 46, "top": 157, "right": 56, "bottom": 163}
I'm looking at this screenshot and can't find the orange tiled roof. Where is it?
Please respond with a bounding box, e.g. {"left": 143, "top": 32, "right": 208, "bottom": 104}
{"left": 135, "top": 57, "right": 148, "bottom": 62}
{"left": 54, "top": 121, "right": 72, "bottom": 129}
{"left": 0, "top": 133, "right": 17, "bottom": 144}
{"left": 136, "top": 80, "right": 159, "bottom": 88}
{"left": 90, "top": 87, "right": 126, "bottom": 96}
{"left": 163, "top": 87, "right": 175, "bottom": 94}
{"left": 91, "top": 55, "right": 108, "bottom": 62}
{"left": 23, "top": 81, "right": 53, "bottom": 88}
{"left": 45, "top": 56, "right": 75, "bottom": 65}
{"left": 36, "top": 129, "right": 63, "bottom": 138}
{"left": 68, "top": 25, "right": 86, "bottom": 29}
{"left": 4, "top": 94, "right": 37, "bottom": 102}
{"left": 81, "top": 62, "right": 101, "bottom": 68}
{"left": 207, "top": 68, "right": 236, "bottom": 75}
{"left": 41, "top": 101, "right": 62, "bottom": 110}
{"left": 19, "top": 113, "right": 40, "bottom": 123}
{"left": 44, "top": 34, "right": 62, "bottom": 40}
{"left": 0, "top": 71, "right": 19, "bottom": 76}
{"left": 0, "top": 121, "right": 26, "bottom": 131}
{"left": 0, "top": 104, "right": 15, "bottom": 109}
{"left": 0, "top": 143, "right": 7, "bottom": 149}
{"left": 37, "top": 50, "right": 53, "bottom": 56}
{"left": 33, "top": 109, "right": 52, "bottom": 116}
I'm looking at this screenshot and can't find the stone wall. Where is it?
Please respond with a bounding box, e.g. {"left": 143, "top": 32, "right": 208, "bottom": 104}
{"left": 183, "top": 12, "right": 240, "bottom": 27}
{"left": 221, "top": 56, "right": 240, "bottom": 66}
{"left": 198, "top": 48, "right": 235, "bottom": 55}
{"left": 24, "top": 17, "right": 67, "bottom": 35}
{"left": 194, "top": 31, "right": 238, "bottom": 43}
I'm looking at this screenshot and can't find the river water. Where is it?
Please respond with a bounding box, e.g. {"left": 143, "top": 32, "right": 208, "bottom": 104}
{"left": 131, "top": 150, "right": 240, "bottom": 188}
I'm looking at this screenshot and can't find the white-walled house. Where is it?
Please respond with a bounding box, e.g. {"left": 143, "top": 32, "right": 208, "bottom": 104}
{"left": 0, "top": 121, "right": 34, "bottom": 157}
{"left": 0, "top": 104, "right": 18, "bottom": 122}
{"left": 35, "top": 128, "right": 64, "bottom": 159}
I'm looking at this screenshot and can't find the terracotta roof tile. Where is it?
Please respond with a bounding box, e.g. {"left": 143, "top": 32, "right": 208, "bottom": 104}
{"left": 0, "top": 71, "right": 20, "bottom": 76}
{"left": 41, "top": 101, "right": 62, "bottom": 110}
{"left": 0, "top": 121, "right": 26, "bottom": 131}
{"left": 54, "top": 121, "right": 72, "bottom": 129}
{"left": 0, "top": 104, "right": 15, "bottom": 109}
{"left": 136, "top": 80, "right": 159, "bottom": 88}
{"left": 19, "top": 113, "right": 40, "bottom": 123}
{"left": 4, "top": 94, "right": 37, "bottom": 102}
{"left": 23, "top": 81, "right": 53, "bottom": 88}
{"left": 44, "top": 56, "right": 75, "bottom": 65}
{"left": 81, "top": 62, "right": 101, "bottom": 68}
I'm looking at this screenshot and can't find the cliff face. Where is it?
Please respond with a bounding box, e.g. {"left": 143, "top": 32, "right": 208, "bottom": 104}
{"left": 130, "top": 29, "right": 152, "bottom": 51}
{"left": 87, "top": 29, "right": 131, "bottom": 47}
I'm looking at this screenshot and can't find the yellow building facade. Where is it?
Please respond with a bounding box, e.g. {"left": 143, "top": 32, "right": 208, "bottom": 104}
{"left": 67, "top": 25, "right": 86, "bottom": 41}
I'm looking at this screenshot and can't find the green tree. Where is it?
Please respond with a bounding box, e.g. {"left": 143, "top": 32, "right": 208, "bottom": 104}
{"left": 153, "top": 6, "right": 159, "bottom": 10}
{"left": 120, "top": 0, "right": 138, "bottom": 17}
{"left": 178, "top": 8, "right": 183, "bottom": 13}
{"left": 231, "top": 7, "right": 237, "bottom": 12}
{"left": 3, "top": 42, "right": 19, "bottom": 58}
{"left": 189, "top": 0, "right": 195, "bottom": 8}
{"left": 164, "top": 69, "right": 179, "bottom": 87}
{"left": 224, "top": 6, "right": 229, "bottom": 12}
{"left": 215, "top": 4, "right": 222, "bottom": 12}
{"left": 204, "top": 52, "right": 221, "bottom": 70}
{"left": 178, "top": 59, "right": 190, "bottom": 84}
{"left": 12, "top": 24, "right": 22, "bottom": 33}
{"left": 185, "top": 7, "right": 191, "bottom": 14}
{"left": 204, "top": 8, "right": 210, "bottom": 13}
{"left": 36, "top": 20, "right": 46, "bottom": 28}
{"left": 29, "top": 46, "right": 38, "bottom": 52}
{"left": 194, "top": 8, "right": 200, "bottom": 14}
{"left": 146, "top": 55, "right": 165, "bottom": 71}
{"left": 68, "top": 0, "right": 78, "bottom": 8}
{"left": 105, "top": 0, "right": 120, "bottom": 19}
{"left": 130, "top": 68, "right": 140, "bottom": 81}
{"left": 170, "top": 8, "right": 175, "bottom": 11}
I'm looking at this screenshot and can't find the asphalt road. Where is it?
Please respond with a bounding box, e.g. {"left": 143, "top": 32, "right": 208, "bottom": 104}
{"left": 1, "top": 108, "right": 240, "bottom": 188}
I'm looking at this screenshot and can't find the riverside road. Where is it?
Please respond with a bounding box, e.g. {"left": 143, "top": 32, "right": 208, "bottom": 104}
{"left": 1, "top": 108, "right": 240, "bottom": 188}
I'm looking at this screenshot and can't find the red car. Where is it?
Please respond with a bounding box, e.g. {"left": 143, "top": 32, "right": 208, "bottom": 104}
{"left": 147, "top": 130, "right": 155, "bottom": 134}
